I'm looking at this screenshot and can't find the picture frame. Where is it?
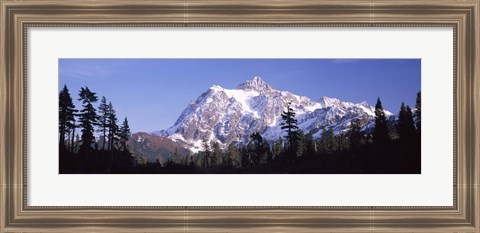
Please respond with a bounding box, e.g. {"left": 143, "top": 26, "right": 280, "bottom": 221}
{"left": 1, "top": 0, "right": 478, "bottom": 232}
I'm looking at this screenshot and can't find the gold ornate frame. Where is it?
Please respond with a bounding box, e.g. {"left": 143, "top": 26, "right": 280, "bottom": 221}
{"left": 1, "top": 0, "right": 478, "bottom": 232}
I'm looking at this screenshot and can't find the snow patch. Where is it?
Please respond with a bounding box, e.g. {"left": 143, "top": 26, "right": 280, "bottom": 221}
{"left": 222, "top": 88, "right": 261, "bottom": 118}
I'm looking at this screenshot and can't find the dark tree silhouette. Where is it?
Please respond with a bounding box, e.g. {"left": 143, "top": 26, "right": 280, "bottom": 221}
{"left": 59, "top": 85, "right": 76, "bottom": 150}
{"left": 415, "top": 91, "right": 421, "bottom": 136}
{"left": 78, "top": 87, "right": 98, "bottom": 153}
{"left": 349, "top": 118, "right": 364, "bottom": 150}
{"left": 397, "top": 102, "right": 416, "bottom": 143}
{"left": 98, "top": 96, "right": 109, "bottom": 151}
{"left": 227, "top": 143, "right": 241, "bottom": 168}
{"left": 119, "top": 117, "right": 131, "bottom": 151}
{"left": 212, "top": 141, "right": 222, "bottom": 166}
{"left": 280, "top": 101, "right": 299, "bottom": 158}
{"left": 107, "top": 102, "right": 118, "bottom": 150}
{"left": 202, "top": 139, "right": 211, "bottom": 168}
{"left": 304, "top": 132, "right": 316, "bottom": 157}
{"left": 373, "top": 97, "right": 390, "bottom": 145}
{"left": 272, "top": 137, "right": 283, "bottom": 160}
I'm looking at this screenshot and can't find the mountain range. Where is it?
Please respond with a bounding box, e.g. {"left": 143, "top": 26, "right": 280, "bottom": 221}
{"left": 128, "top": 76, "right": 393, "bottom": 161}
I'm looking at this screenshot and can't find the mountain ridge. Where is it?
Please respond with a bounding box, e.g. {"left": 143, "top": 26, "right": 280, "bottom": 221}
{"left": 152, "top": 76, "right": 393, "bottom": 153}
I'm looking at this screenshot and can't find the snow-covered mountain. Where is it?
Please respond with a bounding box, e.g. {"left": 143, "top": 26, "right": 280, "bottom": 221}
{"left": 154, "top": 76, "right": 392, "bottom": 153}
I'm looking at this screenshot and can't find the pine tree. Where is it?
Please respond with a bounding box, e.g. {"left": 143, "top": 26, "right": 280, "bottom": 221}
{"left": 98, "top": 96, "right": 109, "bottom": 151}
{"left": 106, "top": 102, "right": 118, "bottom": 150}
{"left": 119, "top": 117, "right": 131, "bottom": 151}
{"left": 78, "top": 86, "right": 98, "bottom": 153}
{"left": 373, "top": 97, "right": 390, "bottom": 145}
{"left": 59, "top": 85, "right": 76, "bottom": 150}
{"left": 280, "top": 101, "right": 299, "bottom": 158}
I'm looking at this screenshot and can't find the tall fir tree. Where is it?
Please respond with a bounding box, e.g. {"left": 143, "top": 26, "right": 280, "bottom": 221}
{"left": 373, "top": 97, "right": 390, "bottom": 145}
{"left": 107, "top": 102, "right": 118, "bottom": 150}
{"left": 98, "top": 96, "right": 109, "bottom": 151}
{"left": 119, "top": 117, "right": 131, "bottom": 151}
{"left": 280, "top": 101, "right": 299, "bottom": 157}
{"left": 77, "top": 86, "right": 98, "bottom": 153}
{"left": 59, "top": 85, "right": 76, "bottom": 150}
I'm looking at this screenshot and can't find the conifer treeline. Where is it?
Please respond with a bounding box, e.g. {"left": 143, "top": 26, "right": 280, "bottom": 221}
{"left": 59, "top": 85, "right": 132, "bottom": 173}
{"left": 140, "top": 92, "right": 421, "bottom": 174}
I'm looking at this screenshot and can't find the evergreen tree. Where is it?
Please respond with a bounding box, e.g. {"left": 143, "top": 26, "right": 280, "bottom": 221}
{"left": 172, "top": 147, "right": 181, "bottom": 164}
{"left": 280, "top": 102, "right": 299, "bottom": 158}
{"left": 98, "top": 96, "right": 109, "bottom": 151}
{"left": 338, "top": 134, "right": 350, "bottom": 151}
{"left": 327, "top": 128, "right": 338, "bottom": 153}
{"left": 119, "top": 117, "right": 131, "bottom": 151}
{"left": 78, "top": 86, "right": 98, "bottom": 153}
{"left": 202, "top": 139, "right": 211, "bottom": 168}
{"left": 397, "top": 103, "right": 416, "bottom": 143}
{"left": 264, "top": 139, "right": 273, "bottom": 164}
{"left": 304, "top": 132, "right": 316, "bottom": 157}
{"left": 106, "top": 102, "right": 118, "bottom": 150}
{"left": 59, "top": 85, "right": 76, "bottom": 150}
{"left": 296, "top": 130, "right": 306, "bottom": 157}
{"left": 74, "top": 134, "right": 80, "bottom": 153}
{"left": 318, "top": 129, "right": 329, "bottom": 154}
{"left": 249, "top": 132, "right": 272, "bottom": 164}
{"left": 70, "top": 116, "right": 77, "bottom": 153}
{"left": 319, "top": 128, "right": 338, "bottom": 154}
{"left": 227, "top": 143, "right": 241, "bottom": 168}
{"left": 212, "top": 141, "right": 222, "bottom": 167}
{"left": 373, "top": 97, "right": 390, "bottom": 145}
{"left": 272, "top": 137, "right": 283, "bottom": 160}
{"left": 250, "top": 132, "right": 263, "bottom": 165}
{"left": 415, "top": 91, "right": 421, "bottom": 135}
{"left": 349, "top": 118, "right": 364, "bottom": 150}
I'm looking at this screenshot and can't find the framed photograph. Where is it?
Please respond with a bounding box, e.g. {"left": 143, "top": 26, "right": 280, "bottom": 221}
{"left": 1, "top": 0, "right": 478, "bottom": 232}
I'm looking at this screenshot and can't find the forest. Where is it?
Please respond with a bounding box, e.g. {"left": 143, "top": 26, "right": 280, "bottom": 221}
{"left": 59, "top": 85, "right": 421, "bottom": 174}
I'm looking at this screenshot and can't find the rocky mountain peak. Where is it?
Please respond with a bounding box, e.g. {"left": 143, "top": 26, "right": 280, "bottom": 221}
{"left": 153, "top": 76, "right": 392, "bottom": 153}
{"left": 236, "top": 76, "right": 274, "bottom": 93}
{"left": 319, "top": 96, "right": 342, "bottom": 108}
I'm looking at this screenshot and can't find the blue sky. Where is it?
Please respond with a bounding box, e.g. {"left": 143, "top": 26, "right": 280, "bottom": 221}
{"left": 59, "top": 59, "right": 421, "bottom": 132}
